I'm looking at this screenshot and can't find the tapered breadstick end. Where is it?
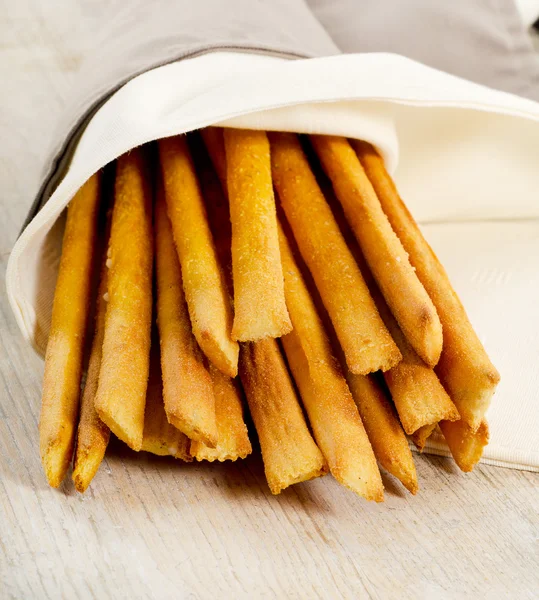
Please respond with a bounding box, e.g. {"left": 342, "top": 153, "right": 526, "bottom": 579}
{"left": 411, "top": 423, "right": 437, "bottom": 453}
{"left": 397, "top": 468, "right": 419, "bottom": 495}
{"left": 42, "top": 444, "right": 73, "bottom": 489}
{"left": 190, "top": 365, "right": 252, "bottom": 462}
{"left": 440, "top": 419, "right": 489, "bottom": 472}
{"left": 73, "top": 443, "right": 109, "bottom": 493}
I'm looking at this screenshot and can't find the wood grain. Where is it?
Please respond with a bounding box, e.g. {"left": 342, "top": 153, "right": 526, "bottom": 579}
{"left": 0, "top": 2, "right": 538, "bottom": 598}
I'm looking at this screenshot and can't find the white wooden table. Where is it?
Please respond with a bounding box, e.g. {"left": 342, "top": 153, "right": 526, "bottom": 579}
{"left": 1, "top": 3, "right": 538, "bottom": 598}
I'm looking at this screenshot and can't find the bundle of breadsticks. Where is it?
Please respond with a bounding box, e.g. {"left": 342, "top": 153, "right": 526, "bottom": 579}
{"left": 39, "top": 127, "right": 499, "bottom": 501}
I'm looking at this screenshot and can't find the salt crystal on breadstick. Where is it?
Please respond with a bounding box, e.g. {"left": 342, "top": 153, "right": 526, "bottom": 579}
{"left": 270, "top": 131, "right": 400, "bottom": 375}
{"left": 41, "top": 172, "right": 102, "bottom": 487}
{"left": 239, "top": 339, "right": 327, "bottom": 494}
{"left": 224, "top": 128, "right": 292, "bottom": 341}
{"left": 353, "top": 140, "right": 499, "bottom": 431}
{"left": 312, "top": 135, "right": 443, "bottom": 368}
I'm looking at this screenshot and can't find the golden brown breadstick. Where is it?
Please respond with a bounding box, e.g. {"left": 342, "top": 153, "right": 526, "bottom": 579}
{"left": 376, "top": 291, "right": 460, "bottom": 434}
{"left": 278, "top": 224, "right": 383, "bottom": 501}
{"left": 141, "top": 339, "right": 191, "bottom": 461}
{"left": 95, "top": 150, "right": 153, "bottom": 451}
{"left": 411, "top": 423, "right": 437, "bottom": 453}
{"left": 200, "top": 127, "right": 227, "bottom": 192}
{"left": 72, "top": 231, "right": 110, "bottom": 493}
{"left": 224, "top": 128, "right": 292, "bottom": 341}
{"left": 190, "top": 364, "right": 252, "bottom": 462}
{"left": 353, "top": 140, "right": 499, "bottom": 431}
{"left": 345, "top": 372, "right": 418, "bottom": 494}
{"left": 40, "top": 172, "right": 101, "bottom": 487}
{"left": 155, "top": 188, "right": 218, "bottom": 448}
{"left": 189, "top": 132, "right": 233, "bottom": 291}
{"left": 312, "top": 135, "right": 443, "bottom": 367}
{"left": 239, "top": 339, "right": 327, "bottom": 494}
{"left": 270, "top": 132, "right": 400, "bottom": 375}
{"left": 159, "top": 135, "right": 238, "bottom": 377}
{"left": 440, "top": 419, "right": 489, "bottom": 472}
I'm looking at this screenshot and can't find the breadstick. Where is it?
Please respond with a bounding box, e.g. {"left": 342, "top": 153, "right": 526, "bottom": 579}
{"left": 440, "top": 419, "right": 489, "bottom": 472}
{"left": 190, "top": 364, "right": 252, "bottom": 462}
{"left": 159, "top": 135, "right": 238, "bottom": 377}
{"left": 411, "top": 423, "right": 437, "bottom": 453}
{"left": 200, "top": 127, "right": 227, "bottom": 192}
{"left": 155, "top": 187, "right": 218, "bottom": 447}
{"left": 345, "top": 371, "right": 418, "bottom": 494}
{"left": 312, "top": 135, "right": 443, "bottom": 367}
{"left": 141, "top": 338, "right": 191, "bottom": 461}
{"left": 40, "top": 172, "right": 101, "bottom": 487}
{"left": 239, "top": 339, "right": 327, "bottom": 494}
{"left": 353, "top": 140, "right": 499, "bottom": 431}
{"left": 278, "top": 223, "right": 383, "bottom": 501}
{"left": 224, "top": 128, "right": 291, "bottom": 341}
{"left": 376, "top": 290, "right": 460, "bottom": 434}
{"left": 189, "top": 132, "right": 232, "bottom": 291}
{"left": 95, "top": 150, "right": 153, "bottom": 451}
{"left": 270, "top": 132, "right": 400, "bottom": 375}
{"left": 72, "top": 226, "right": 110, "bottom": 493}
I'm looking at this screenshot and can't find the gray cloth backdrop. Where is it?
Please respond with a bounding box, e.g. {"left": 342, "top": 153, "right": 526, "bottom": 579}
{"left": 26, "top": 0, "right": 539, "bottom": 229}
{"left": 307, "top": 0, "right": 539, "bottom": 100}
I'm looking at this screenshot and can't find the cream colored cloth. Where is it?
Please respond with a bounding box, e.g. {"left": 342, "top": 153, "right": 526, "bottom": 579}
{"left": 7, "top": 52, "right": 539, "bottom": 471}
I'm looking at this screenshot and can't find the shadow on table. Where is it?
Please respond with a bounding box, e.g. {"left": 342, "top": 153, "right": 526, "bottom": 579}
{"left": 101, "top": 436, "right": 415, "bottom": 509}
{"left": 379, "top": 469, "right": 407, "bottom": 498}
{"left": 4, "top": 433, "right": 424, "bottom": 507}
{"left": 103, "top": 436, "right": 338, "bottom": 513}
{"left": 419, "top": 451, "right": 461, "bottom": 475}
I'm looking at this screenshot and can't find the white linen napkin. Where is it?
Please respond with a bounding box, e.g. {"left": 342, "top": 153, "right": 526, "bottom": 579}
{"left": 7, "top": 51, "right": 539, "bottom": 471}
{"left": 515, "top": 0, "right": 539, "bottom": 26}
